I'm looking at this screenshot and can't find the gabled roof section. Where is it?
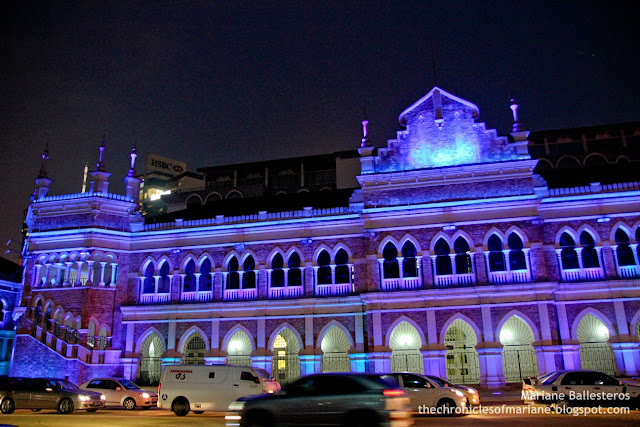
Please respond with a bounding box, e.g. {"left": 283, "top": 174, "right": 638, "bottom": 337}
{"left": 398, "top": 86, "right": 479, "bottom": 126}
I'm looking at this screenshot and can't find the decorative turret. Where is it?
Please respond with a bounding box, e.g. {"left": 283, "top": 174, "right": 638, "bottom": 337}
{"left": 358, "top": 108, "right": 376, "bottom": 174}
{"left": 87, "top": 137, "right": 111, "bottom": 194}
{"left": 123, "top": 144, "right": 143, "bottom": 203}
{"left": 35, "top": 143, "right": 53, "bottom": 199}
{"left": 509, "top": 98, "right": 531, "bottom": 158}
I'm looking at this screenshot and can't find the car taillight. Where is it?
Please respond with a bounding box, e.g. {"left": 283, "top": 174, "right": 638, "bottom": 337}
{"left": 158, "top": 383, "right": 161, "bottom": 394}
{"left": 383, "top": 389, "right": 405, "bottom": 397}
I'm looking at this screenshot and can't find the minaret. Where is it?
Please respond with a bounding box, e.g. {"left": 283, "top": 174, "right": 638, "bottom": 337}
{"left": 123, "top": 144, "right": 143, "bottom": 204}
{"left": 35, "top": 143, "right": 53, "bottom": 199}
{"left": 87, "top": 137, "right": 111, "bottom": 194}
{"left": 509, "top": 98, "right": 530, "bottom": 158}
{"left": 358, "top": 108, "right": 376, "bottom": 174}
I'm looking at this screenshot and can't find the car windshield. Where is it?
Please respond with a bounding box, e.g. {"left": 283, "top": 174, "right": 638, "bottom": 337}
{"left": 427, "top": 376, "right": 450, "bottom": 387}
{"left": 120, "top": 379, "right": 141, "bottom": 390}
{"left": 540, "top": 372, "right": 563, "bottom": 385}
{"left": 54, "top": 380, "right": 81, "bottom": 391}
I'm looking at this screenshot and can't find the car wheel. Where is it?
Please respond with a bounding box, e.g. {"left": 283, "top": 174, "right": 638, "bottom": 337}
{"left": 123, "top": 397, "right": 136, "bottom": 410}
{"left": 0, "top": 398, "right": 15, "bottom": 414}
{"left": 554, "top": 399, "right": 570, "bottom": 414}
{"left": 87, "top": 408, "right": 99, "bottom": 412}
{"left": 172, "top": 397, "right": 190, "bottom": 417}
{"left": 242, "top": 409, "right": 273, "bottom": 427}
{"left": 58, "top": 397, "right": 75, "bottom": 414}
{"left": 193, "top": 410, "right": 204, "bottom": 414}
{"left": 437, "top": 398, "right": 457, "bottom": 416}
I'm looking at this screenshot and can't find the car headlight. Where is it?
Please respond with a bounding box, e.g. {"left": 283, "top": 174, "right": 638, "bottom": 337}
{"left": 228, "top": 401, "right": 246, "bottom": 411}
{"left": 100, "top": 395, "right": 106, "bottom": 401}
{"left": 79, "top": 395, "right": 91, "bottom": 402}
{"left": 141, "top": 392, "right": 150, "bottom": 399}
{"left": 452, "top": 390, "right": 465, "bottom": 397}
{"left": 467, "top": 388, "right": 478, "bottom": 395}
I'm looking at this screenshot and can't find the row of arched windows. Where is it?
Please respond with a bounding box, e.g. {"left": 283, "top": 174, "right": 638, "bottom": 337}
{"left": 136, "top": 224, "right": 640, "bottom": 303}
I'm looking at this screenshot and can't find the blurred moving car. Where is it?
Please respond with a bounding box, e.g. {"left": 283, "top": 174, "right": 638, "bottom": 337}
{"left": 522, "top": 370, "right": 640, "bottom": 412}
{"left": 254, "top": 368, "right": 282, "bottom": 394}
{"left": 81, "top": 377, "right": 158, "bottom": 409}
{"left": 0, "top": 377, "right": 105, "bottom": 414}
{"left": 382, "top": 373, "right": 468, "bottom": 414}
{"left": 225, "top": 373, "right": 412, "bottom": 427}
{"left": 422, "top": 374, "right": 479, "bottom": 406}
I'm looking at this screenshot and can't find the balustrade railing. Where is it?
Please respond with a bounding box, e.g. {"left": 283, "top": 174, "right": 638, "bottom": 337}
{"left": 139, "top": 293, "right": 171, "bottom": 304}
{"left": 181, "top": 290, "right": 213, "bottom": 302}
{"left": 223, "top": 288, "right": 257, "bottom": 301}
{"left": 268, "top": 286, "right": 303, "bottom": 299}
{"left": 380, "top": 277, "right": 422, "bottom": 291}
{"left": 488, "top": 269, "right": 531, "bottom": 284}
{"left": 315, "top": 283, "right": 351, "bottom": 296}
{"left": 618, "top": 265, "right": 639, "bottom": 278}
{"left": 434, "top": 273, "right": 475, "bottom": 287}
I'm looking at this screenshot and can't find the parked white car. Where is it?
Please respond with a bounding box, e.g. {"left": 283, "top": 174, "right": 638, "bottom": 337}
{"left": 157, "top": 365, "right": 268, "bottom": 416}
{"left": 383, "top": 372, "right": 467, "bottom": 415}
{"left": 522, "top": 370, "right": 640, "bottom": 412}
{"left": 254, "top": 368, "right": 282, "bottom": 393}
{"left": 81, "top": 378, "right": 158, "bottom": 409}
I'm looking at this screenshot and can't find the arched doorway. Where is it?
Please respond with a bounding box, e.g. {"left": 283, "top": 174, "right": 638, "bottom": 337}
{"left": 182, "top": 333, "right": 206, "bottom": 365}
{"left": 499, "top": 316, "right": 539, "bottom": 382}
{"left": 139, "top": 333, "right": 163, "bottom": 385}
{"left": 320, "top": 326, "right": 351, "bottom": 372}
{"left": 271, "top": 328, "right": 301, "bottom": 384}
{"left": 444, "top": 319, "right": 480, "bottom": 384}
{"left": 577, "top": 313, "right": 617, "bottom": 377}
{"left": 226, "top": 329, "right": 253, "bottom": 367}
{"left": 389, "top": 321, "right": 423, "bottom": 373}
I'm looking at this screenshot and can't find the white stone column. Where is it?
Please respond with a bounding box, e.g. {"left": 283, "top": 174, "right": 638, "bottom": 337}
{"left": 34, "top": 264, "right": 43, "bottom": 287}
{"left": 64, "top": 262, "right": 72, "bottom": 286}
{"left": 99, "top": 262, "right": 107, "bottom": 286}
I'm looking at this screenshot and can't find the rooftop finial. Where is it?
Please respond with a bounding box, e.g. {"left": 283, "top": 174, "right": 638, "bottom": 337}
{"left": 127, "top": 143, "right": 138, "bottom": 177}
{"left": 37, "top": 142, "right": 50, "bottom": 179}
{"left": 96, "top": 136, "right": 106, "bottom": 172}
{"left": 510, "top": 98, "right": 521, "bottom": 132}
{"left": 361, "top": 107, "right": 370, "bottom": 148}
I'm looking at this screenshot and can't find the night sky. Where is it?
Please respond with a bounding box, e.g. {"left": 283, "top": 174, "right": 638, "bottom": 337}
{"left": 1, "top": 1, "right": 638, "bottom": 263}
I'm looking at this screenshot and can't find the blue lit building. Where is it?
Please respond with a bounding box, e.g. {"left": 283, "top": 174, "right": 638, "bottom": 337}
{"left": 11, "top": 87, "right": 640, "bottom": 387}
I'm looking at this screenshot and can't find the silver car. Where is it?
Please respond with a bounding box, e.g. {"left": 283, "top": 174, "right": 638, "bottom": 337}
{"left": 0, "top": 377, "right": 105, "bottom": 414}
{"left": 81, "top": 377, "right": 158, "bottom": 409}
{"left": 382, "top": 373, "right": 468, "bottom": 415}
{"left": 225, "top": 373, "right": 412, "bottom": 427}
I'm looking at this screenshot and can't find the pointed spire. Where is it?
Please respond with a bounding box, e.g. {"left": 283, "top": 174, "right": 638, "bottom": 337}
{"left": 37, "top": 142, "right": 50, "bottom": 179}
{"left": 127, "top": 142, "right": 138, "bottom": 177}
{"left": 96, "top": 136, "right": 107, "bottom": 172}
{"left": 360, "top": 107, "right": 370, "bottom": 148}
{"left": 510, "top": 98, "right": 521, "bottom": 132}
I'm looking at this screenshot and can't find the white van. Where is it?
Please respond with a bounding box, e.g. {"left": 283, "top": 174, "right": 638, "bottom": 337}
{"left": 157, "top": 365, "right": 267, "bottom": 416}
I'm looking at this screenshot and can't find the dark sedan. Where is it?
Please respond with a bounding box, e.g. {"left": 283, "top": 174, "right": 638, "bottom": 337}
{"left": 225, "top": 373, "right": 412, "bottom": 427}
{"left": 0, "top": 377, "right": 105, "bottom": 414}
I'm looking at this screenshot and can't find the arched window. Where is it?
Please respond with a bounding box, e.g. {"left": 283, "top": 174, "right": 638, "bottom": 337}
{"left": 454, "top": 237, "right": 472, "bottom": 274}
{"left": 382, "top": 242, "right": 399, "bottom": 279}
{"left": 142, "top": 263, "right": 155, "bottom": 294}
{"left": 288, "top": 252, "right": 302, "bottom": 287}
{"left": 580, "top": 231, "right": 600, "bottom": 268}
{"left": 183, "top": 260, "right": 196, "bottom": 292}
{"left": 434, "top": 239, "right": 452, "bottom": 275}
{"left": 334, "top": 249, "right": 350, "bottom": 284}
{"left": 199, "top": 258, "right": 212, "bottom": 290}
{"left": 243, "top": 256, "right": 256, "bottom": 288}
{"left": 508, "top": 233, "right": 527, "bottom": 270}
{"left": 158, "top": 261, "right": 171, "bottom": 293}
{"left": 401, "top": 241, "right": 418, "bottom": 278}
{"left": 227, "top": 257, "right": 240, "bottom": 289}
{"left": 317, "top": 250, "right": 331, "bottom": 285}
{"left": 271, "top": 253, "right": 285, "bottom": 287}
{"left": 560, "top": 232, "right": 579, "bottom": 269}
{"left": 487, "top": 234, "right": 505, "bottom": 272}
{"left": 614, "top": 229, "right": 635, "bottom": 266}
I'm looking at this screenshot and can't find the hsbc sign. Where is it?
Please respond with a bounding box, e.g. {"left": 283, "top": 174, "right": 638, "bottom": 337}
{"left": 146, "top": 154, "right": 187, "bottom": 176}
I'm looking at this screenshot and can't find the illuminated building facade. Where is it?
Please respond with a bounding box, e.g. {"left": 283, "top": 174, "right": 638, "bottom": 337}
{"left": 11, "top": 87, "right": 640, "bottom": 387}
